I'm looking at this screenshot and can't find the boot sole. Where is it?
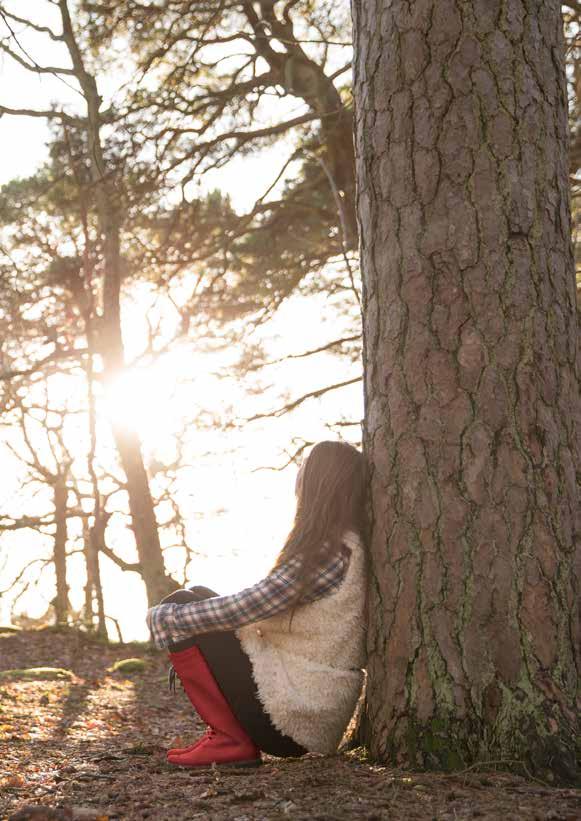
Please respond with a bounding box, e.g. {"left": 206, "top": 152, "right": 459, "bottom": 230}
{"left": 167, "top": 758, "right": 262, "bottom": 770}
{"left": 217, "top": 759, "right": 262, "bottom": 769}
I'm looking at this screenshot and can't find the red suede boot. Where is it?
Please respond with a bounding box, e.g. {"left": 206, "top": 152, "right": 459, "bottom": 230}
{"left": 167, "top": 645, "right": 261, "bottom": 768}
{"left": 167, "top": 729, "right": 210, "bottom": 757}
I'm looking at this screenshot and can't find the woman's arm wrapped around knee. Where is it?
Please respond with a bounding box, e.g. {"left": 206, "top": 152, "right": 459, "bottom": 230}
{"left": 147, "top": 551, "right": 348, "bottom": 649}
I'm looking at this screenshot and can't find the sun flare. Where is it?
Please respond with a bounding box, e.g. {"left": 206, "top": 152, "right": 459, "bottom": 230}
{"left": 98, "top": 339, "right": 212, "bottom": 453}
{"left": 103, "top": 364, "right": 177, "bottom": 439}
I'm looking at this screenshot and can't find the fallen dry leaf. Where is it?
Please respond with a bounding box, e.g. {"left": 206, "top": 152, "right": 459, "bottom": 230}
{"left": 2, "top": 774, "right": 25, "bottom": 788}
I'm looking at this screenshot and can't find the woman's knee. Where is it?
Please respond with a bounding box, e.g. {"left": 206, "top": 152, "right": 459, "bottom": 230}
{"left": 188, "top": 585, "right": 218, "bottom": 599}
{"left": 160, "top": 589, "right": 199, "bottom": 605}
{"left": 159, "top": 586, "right": 218, "bottom": 606}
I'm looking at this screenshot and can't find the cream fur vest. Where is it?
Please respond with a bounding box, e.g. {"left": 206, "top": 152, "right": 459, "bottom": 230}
{"left": 236, "top": 530, "right": 367, "bottom": 754}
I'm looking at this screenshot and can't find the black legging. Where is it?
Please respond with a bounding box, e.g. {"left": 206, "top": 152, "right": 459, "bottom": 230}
{"left": 161, "top": 586, "right": 306, "bottom": 758}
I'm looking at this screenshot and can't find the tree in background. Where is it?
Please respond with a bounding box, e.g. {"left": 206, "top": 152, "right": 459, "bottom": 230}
{"left": 0, "top": 379, "right": 77, "bottom": 627}
{"left": 0, "top": 0, "right": 189, "bottom": 606}
{"left": 0, "top": 232, "right": 201, "bottom": 632}
{"left": 354, "top": 0, "right": 580, "bottom": 781}
{"left": 0, "top": 0, "right": 339, "bottom": 645}
{"left": 0, "top": 0, "right": 362, "bottom": 627}
{"left": 80, "top": 2, "right": 581, "bottom": 421}
{"left": 80, "top": 0, "right": 364, "bottom": 430}
{"left": 85, "top": 0, "right": 356, "bottom": 260}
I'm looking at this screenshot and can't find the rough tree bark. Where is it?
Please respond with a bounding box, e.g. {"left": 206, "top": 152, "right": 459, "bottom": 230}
{"left": 352, "top": 0, "right": 581, "bottom": 782}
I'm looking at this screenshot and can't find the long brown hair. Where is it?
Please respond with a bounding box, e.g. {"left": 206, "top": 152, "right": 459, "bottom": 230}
{"left": 271, "top": 440, "right": 367, "bottom": 606}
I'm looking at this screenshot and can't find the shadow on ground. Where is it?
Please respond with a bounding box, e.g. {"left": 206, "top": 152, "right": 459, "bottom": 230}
{"left": 1, "top": 628, "right": 579, "bottom": 820}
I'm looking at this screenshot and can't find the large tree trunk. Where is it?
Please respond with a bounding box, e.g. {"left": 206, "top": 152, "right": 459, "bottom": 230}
{"left": 353, "top": 0, "right": 581, "bottom": 782}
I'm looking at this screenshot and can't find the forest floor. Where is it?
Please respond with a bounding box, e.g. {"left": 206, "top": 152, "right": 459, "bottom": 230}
{"left": 0, "top": 628, "right": 579, "bottom": 821}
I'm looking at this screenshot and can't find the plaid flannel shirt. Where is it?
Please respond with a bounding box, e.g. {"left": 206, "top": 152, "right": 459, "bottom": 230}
{"left": 147, "top": 548, "right": 349, "bottom": 649}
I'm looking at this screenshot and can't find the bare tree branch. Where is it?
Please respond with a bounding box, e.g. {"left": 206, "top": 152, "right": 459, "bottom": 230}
{"left": 0, "top": 41, "right": 75, "bottom": 76}
{"left": 0, "top": 347, "right": 87, "bottom": 382}
{"left": 0, "top": 8, "right": 63, "bottom": 41}
{"left": 169, "top": 110, "right": 331, "bottom": 179}
{"left": 98, "top": 543, "right": 141, "bottom": 573}
{"left": 0, "top": 557, "right": 47, "bottom": 597}
{"left": 0, "top": 104, "right": 83, "bottom": 125}
{"left": 329, "top": 61, "right": 352, "bottom": 81}
{"left": 0, "top": 515, "right": 55, "bottom": 531}
{"left": 243, "top": 376, "right": 362, "bottom": 423}
{"left": 226, "top": 335, "right": 361, "bottom": 377}
{"left": 251, "top": 438, "right": 314, "bottom": 471}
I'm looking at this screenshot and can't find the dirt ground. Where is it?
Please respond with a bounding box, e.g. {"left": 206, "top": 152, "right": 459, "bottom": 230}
{"left": 0, "top": 628, "right": 579, "bottom": 821}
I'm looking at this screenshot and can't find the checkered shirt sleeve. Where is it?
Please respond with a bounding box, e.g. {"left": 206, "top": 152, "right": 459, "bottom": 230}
{"left": 146, "top": 549, "right": 349, "bottom": 649}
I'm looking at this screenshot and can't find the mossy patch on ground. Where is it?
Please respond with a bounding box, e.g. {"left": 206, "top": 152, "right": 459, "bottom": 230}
{"left": 0, "top": 666, "right": 74, "bottom": 682}
{"left": 109, "top": 657, "right": 147, "bottom": 675}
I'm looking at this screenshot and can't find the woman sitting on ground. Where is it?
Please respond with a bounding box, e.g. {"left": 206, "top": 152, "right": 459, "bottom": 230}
{"left": 147, "top": 440, "right": 368, "bottom": 768}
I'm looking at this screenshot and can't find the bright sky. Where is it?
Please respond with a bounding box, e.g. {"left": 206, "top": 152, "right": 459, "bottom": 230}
{"left": 0, "top": 1, "right": 361, "bottom": 640}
